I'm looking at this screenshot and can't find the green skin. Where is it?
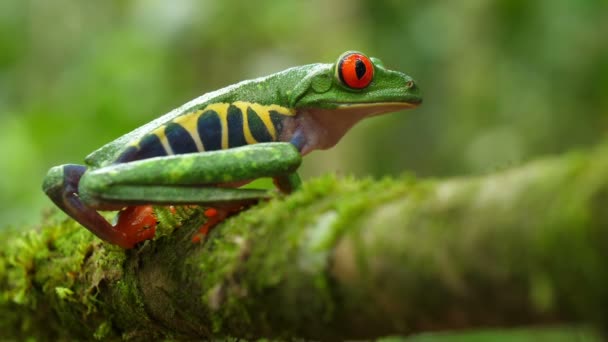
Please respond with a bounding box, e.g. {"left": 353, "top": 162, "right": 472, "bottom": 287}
{"left": 42, "top": 51, "right": 422, "bottom": 248}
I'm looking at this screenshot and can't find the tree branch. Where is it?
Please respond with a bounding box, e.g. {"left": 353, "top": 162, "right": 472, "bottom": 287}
{"left": 2, "top": 143, "right": 608, "bottom": 340}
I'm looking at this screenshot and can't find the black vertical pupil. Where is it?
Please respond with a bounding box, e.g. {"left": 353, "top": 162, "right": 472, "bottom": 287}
{"left": 355, "top": 59, "right": 366, "bottom": 79}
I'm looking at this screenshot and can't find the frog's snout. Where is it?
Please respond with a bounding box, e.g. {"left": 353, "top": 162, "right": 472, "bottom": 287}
{"left": 404, "top": 78, "right": 422, "bottom": 104}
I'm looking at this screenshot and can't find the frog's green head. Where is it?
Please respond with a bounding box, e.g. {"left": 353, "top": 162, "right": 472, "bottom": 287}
{"left": 291, "top": 51, "right": 422, "bottom": 110}
{"left": 286, "top": 51, "right": 422, "bottom": 152}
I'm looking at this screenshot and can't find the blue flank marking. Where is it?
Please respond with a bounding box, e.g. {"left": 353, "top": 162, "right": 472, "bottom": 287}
{"left": 269, "top": 110, "right": 285, "bottom": 134}
{"left": 227, "top": 105, "right": 247, "bottom": 148}
{"left": 197, "top": 110, "right": 223, "bottom": 151}
{"left": 132, "top": 134, "right": 167, "bottom": 160}
{"left": 247, "top": 107, "right": 273, "bottom": 143}
{"left": 114, "top": 146, "right": 139, "bottom": 163}
{"left": 165, "top": 123, "right": 198, "bottom": 154}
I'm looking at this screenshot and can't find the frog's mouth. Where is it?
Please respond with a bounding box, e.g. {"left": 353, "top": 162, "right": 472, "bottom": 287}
{"left": 288, "top": 101, "right": 421, "bottom": 154}
{"left": 334, "top": 100, "right": 421, "bottom": 114}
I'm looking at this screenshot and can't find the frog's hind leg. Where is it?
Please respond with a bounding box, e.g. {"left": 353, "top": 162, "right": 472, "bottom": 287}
{"left": 77, "top": 143, "right": 302, "bottom": 207}
{"left": 42, "top": 164, "right": 135, "bottom": 248}
{"left": 46, "top": 144, "right": 301, "bottom": 248}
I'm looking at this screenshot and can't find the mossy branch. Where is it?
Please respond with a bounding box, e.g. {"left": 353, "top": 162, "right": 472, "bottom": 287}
{"left": 2, "top": 143, "right": 608, "bottom": 340}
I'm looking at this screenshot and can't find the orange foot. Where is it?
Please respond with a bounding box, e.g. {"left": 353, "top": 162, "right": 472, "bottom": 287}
{"left": 115, "top": 205, "right": 157, "bottom": 248}
{"left": 192, "top": 205, "right": 247, "bottom": 243}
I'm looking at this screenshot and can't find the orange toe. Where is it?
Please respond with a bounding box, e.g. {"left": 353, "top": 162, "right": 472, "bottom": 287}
{"left": 192, "top": 206, "right": 244, "bottom": 243}
{"left": 115, "top": 205, "right": 157, "bottom": 247}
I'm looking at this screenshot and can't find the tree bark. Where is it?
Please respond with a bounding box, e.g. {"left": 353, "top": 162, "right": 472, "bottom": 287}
{"left": 1, "top": 143, "right": 608, "bottom": 340}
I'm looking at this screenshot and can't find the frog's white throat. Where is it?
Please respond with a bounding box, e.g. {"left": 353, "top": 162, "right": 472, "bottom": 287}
{"left": 283, "top": 103, "right": 416, "bottom": 155}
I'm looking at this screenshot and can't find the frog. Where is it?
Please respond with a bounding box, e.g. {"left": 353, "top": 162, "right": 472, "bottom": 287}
{"left": 42, "top": 51, "right": 422, "bottom": 249}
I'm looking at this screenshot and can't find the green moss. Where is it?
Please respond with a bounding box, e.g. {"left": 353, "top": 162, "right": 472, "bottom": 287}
{"left": 0, "top": 175, "right": 453, "bottom": 338}
{"left": 93, "top": 320, "right": 112, "bottom": 340}
{"left": 400, "top": 326, "right": 601, "bottom": 341}
{"left": 3, "top": 144, "right": 608, "bottom": 339}
{"left": 0, "top": 209, "right": 130, "bottom": 340}
{"left": 188, "top": 174, "right": 442, "bottom": 337}
{"left": 154, "top": 205, "right": 204, "bottom": 239}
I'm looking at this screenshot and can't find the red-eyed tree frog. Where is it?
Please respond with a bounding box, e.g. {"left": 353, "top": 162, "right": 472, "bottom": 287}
{"left": 42, "top": 51, "right": 422, "bottom": 248}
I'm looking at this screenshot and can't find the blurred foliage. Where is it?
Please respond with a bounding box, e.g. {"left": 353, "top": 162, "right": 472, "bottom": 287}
{"left": 0, "top": 0, "right": 607, "bottom": 227}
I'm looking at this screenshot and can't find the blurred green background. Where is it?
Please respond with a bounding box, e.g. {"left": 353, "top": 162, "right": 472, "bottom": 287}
{"left": 1, "top": 0, "right": 607, "bottom": 228}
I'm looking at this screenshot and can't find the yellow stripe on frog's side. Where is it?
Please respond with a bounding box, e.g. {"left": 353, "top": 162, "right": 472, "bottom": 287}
{"left": 201, "top": 103, "right": 230, "bottom": 149}
{"left": 172, "top": 109, "right": 205, "bottom": 151}
{"left": 150, "top": 125, "right": 175, "bottom": 155}
{"left": 231, "top": 101, "right": 258, "bottom": 144}
{"left": 124, "top": 101, "right": 295, "bottom": 156}
{"left": 237, "top": 101, "right": 295, "bottom": 140}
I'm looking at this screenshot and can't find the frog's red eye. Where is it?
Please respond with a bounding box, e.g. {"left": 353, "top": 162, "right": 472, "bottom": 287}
{"left": 337, "top": 52, "right": 374, "bottom": 89}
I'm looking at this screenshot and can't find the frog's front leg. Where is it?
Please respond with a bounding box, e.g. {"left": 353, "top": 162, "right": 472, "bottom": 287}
{"left": 43, "top": 143, "right": 301, "bottom": 248}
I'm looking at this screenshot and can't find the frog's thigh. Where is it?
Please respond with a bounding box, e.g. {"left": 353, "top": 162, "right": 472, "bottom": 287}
{"left": 79, "top": 143, "right": 301, "bottom": 206}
